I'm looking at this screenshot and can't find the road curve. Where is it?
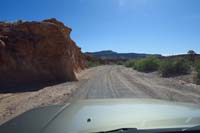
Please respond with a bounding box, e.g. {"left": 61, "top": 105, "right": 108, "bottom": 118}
{"left": 70, "top": 65, "right": 200, "bottom": 104}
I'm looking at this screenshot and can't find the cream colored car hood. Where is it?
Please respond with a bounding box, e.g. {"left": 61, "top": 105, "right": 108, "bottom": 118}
{"left": 1, "top": 98, "right": 200, "bottom": 133}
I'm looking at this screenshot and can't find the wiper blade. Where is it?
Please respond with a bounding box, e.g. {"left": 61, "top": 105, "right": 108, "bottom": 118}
{"left": 97, "top": 128, "right": 138, "bottom": 133}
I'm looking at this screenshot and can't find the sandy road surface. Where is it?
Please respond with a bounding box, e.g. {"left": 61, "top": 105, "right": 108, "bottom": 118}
{"left": 70, "top": 65, "right": 200, "bottom": 103}
{"left": 1, "top": 65, "right": 200, "bottom": 123}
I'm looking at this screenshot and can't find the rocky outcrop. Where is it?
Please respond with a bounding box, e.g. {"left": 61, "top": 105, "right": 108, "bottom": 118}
{"left": 0, "top": 18, "right": 85, "bottom": 89}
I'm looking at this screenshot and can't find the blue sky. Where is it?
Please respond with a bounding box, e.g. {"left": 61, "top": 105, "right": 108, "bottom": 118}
{"left": 1, "top": 0, "right": 200, "bottom": 55}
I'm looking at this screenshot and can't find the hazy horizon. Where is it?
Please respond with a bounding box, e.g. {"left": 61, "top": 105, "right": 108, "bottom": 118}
{"left": 1, "top": 0, "right": 200, "bottom": 55}
{"left": 84, "top": 49, "right": 196, "bottom": 56}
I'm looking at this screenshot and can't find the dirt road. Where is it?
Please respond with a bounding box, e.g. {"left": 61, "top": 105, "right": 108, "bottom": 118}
{"left": 1, "top": 65, "right": 200, "bottom": 123}
{"left": 71, "top": 65, "right": 200, "bottom": 103}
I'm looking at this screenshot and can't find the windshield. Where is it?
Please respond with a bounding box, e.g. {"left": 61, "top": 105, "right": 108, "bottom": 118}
{"left": 0, "top": 0, "right": 200, "bottom": 132}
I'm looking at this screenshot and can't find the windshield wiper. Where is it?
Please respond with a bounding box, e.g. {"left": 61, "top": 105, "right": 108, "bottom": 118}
{"left": 97, "top": 128, "right": 138, "bottom": 133}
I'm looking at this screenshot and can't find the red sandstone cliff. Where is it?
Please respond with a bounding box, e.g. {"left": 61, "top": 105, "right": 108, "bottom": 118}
{"left": 0, "top": 18, "right": 85, "bottom": 89}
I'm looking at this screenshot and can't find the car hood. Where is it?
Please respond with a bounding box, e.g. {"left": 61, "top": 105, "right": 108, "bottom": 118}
{"left": 1, "top": 98, "right": 200, "bottom": 133}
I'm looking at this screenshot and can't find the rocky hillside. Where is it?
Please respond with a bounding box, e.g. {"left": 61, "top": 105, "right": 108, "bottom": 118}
{"left": 85, "top": 50, "right": 162, "bottom": 59}
{"left": 0, "top": 18, "right": 85, "bottom": 89}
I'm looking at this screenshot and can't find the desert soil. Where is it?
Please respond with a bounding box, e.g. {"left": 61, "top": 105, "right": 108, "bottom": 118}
{"left": 1, "top": 65, "right": 200, "bottom": 124}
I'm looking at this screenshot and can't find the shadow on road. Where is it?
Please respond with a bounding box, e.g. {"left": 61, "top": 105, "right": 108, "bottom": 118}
{"left": 0, "top": 80, "right": 66, "bottom": 93}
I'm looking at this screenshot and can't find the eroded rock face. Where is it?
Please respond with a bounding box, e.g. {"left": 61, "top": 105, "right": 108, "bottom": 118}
{"left": 0, "top": 18, "right": 85, "bottom": 89}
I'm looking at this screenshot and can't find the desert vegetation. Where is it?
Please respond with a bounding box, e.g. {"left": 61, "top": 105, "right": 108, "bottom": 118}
{"left": 86, "top": 60, "right": 101, "bottom": 68}
{"left": 124, "top": 56, "right": 160, "bottom": 72}
{"left": 124, "top": 59, "right": 136, "bottom": 67}
{"left": 133, "top": 56, "right": 160, "bottom": 72}
{"left": 124, "top": 57, "right": 191, "bottom": 76}
{"left": 124, "top": 54, "right": 200, "bottom": 84}
{"left": 194, "top": 61, "right": 200, "bottom": 84}
{"left": 159, "top": 59, "right": 191, "bottom": 77}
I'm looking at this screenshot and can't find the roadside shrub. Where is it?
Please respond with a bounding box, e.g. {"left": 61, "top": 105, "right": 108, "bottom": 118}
{"left": 116, "top": 61, "right": 125, "bottom": 65}
{"left": 159, "top": 61, "right": 174, "bottom": 77}
{"left": 194, "top": 61, "right": 200, "bottom": 84}
{"left": 133, "top": 56, "right": 160, "bottom": 72}
{"left": 125, "top": 59, "right": 136, "bottom": 67}
{"left": 159, "top": 59, "right": 191, "bottom": 77}
{"left": 86, "top": 61, "right": 101, "bottom": 68}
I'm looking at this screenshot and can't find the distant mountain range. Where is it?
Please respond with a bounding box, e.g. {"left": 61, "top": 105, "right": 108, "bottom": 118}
{"left": 85, "top": 50, "right": 162, "bottom": 59}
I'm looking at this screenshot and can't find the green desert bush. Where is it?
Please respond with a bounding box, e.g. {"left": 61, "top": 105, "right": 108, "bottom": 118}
{"left": 159, "top": 59, "right": 191, "bottom": 77}
{"left": 86, "top": 60, "right": 101, "bottom": 68}
{"left": 194, "top": 61, "right": 200, "bottom": 84}
{"left": 116, "top": 61, "right": 125, "bottom": 65}
{"left": 125, "top": 59, "right": 136, "bottom": 67}
{"left": 133, "top": 56, "right": 160, "bottom": 72}
{"left": 159, "top": 61, "right": 174, "bottom": 77}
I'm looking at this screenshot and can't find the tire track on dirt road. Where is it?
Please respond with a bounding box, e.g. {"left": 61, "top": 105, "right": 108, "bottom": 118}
{"left": 70, "top": 65, "right": 200, "bottom": 104}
